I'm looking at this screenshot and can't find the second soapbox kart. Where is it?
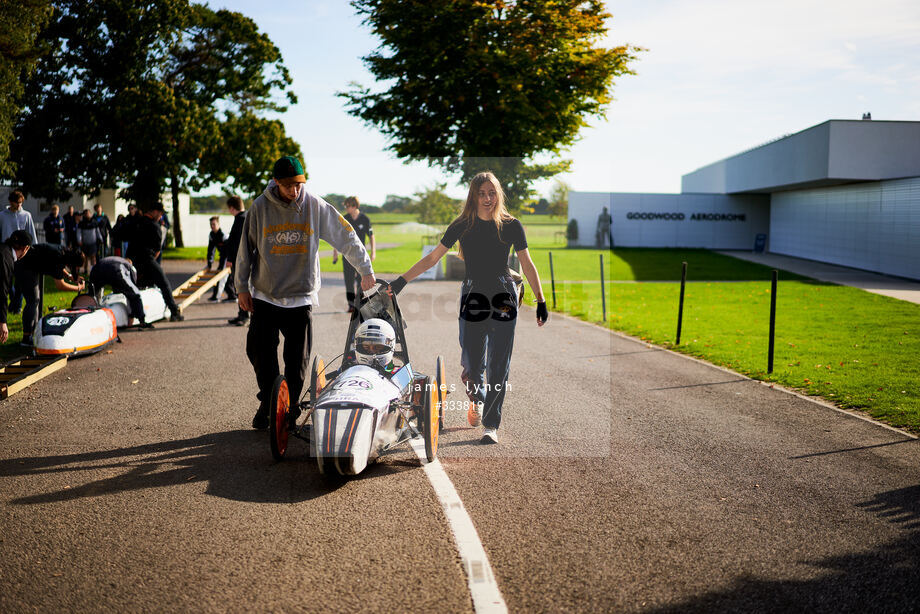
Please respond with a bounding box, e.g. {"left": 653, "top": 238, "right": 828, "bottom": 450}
{"left": 267, "top": 282, "right": 448, "bottom": 476}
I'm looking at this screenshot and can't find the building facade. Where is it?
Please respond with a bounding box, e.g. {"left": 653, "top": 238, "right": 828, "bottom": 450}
{"left": 569, "top": 120, "right": 920, "bottom": 280}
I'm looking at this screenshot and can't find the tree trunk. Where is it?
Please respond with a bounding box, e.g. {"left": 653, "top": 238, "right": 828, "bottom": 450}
{"left": 170, "top": 174, "right": 184, "bottom": 248}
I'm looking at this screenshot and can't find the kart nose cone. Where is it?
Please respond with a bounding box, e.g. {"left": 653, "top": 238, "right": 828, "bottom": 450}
{"left": 313, "top": 406, "right": 378, "bottom": 475}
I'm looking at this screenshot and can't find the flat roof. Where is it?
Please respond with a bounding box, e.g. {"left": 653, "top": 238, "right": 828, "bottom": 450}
{"left": 681, "top": 120, "right": 920, "bottom": 194}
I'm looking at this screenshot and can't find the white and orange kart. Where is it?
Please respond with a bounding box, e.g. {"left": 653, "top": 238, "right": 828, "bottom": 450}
{"left": 33, "top": 295, "right": 118, "bottom": 357}
{"left": 267, "top": 282, "right": 448, "bottom": 477}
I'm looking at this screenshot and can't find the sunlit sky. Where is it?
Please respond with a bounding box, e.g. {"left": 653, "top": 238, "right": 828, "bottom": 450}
{"left": 207, "top": 0, "right": 920, "bottom": 203}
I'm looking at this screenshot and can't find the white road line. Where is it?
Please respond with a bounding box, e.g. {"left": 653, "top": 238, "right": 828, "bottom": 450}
{"left": 410, "top": 437, "right": 508, "bottom": 614}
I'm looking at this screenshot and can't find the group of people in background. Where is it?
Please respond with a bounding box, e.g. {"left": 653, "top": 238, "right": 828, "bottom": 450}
{"left": 41, "top": 201, "right": 171, "bottom": 273}
{"left": 1, "top": 190, "right": 184, "bottom": 347}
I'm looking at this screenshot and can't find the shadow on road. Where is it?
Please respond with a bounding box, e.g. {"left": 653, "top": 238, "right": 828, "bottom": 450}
{"left": 646, "top": 485, "right": 920, "bottom": 613}
{"left": 0, "top": 430, "right": 414, "bottom": 505}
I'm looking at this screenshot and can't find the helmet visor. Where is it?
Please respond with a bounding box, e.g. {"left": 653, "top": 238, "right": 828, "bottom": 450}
{"left": 358, "top": 340, "right": 390, "bottom": 355}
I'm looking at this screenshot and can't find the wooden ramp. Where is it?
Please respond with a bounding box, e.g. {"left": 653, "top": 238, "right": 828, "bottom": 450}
{"left": 172, "top": 267, "right": 231, "bottom": 312}
{"left": 0, "top": 355, "right": 68, "bottom": 400}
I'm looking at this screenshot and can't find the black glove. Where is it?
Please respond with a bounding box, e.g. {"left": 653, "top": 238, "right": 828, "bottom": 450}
{"left": 536, "top": 301, "right": 548, "bottom": 324}
{"left": 390, "top": 275, "right": 407, "bottom": 295}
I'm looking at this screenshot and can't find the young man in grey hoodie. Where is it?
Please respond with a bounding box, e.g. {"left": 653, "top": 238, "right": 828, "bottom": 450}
{"left": 236, "top": 156, "right": 376, "bottom": 429}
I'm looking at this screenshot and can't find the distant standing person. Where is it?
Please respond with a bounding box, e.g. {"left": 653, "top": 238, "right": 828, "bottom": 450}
{"left": 126, "top": 201, "right": 183, "bottom": 322}
{"left": 1, "top": 231, "right": 32, "bottom": 344}
{"left": 63, "top": 205, "right": 78, "bottom": 248}
{"left": 77, "top": 209, "right": 101, "bottom": 275}
{"left": 235, "top": 155, "right": 375, "bottom": 429}
{"left": 224, "top": 196, "right": 248, "bottom": 325}
{"left": 206, "top": 216, "right": 228, "bottom": 301}
{"left": 92, "top": 203, "right": 112, "bottom": 258}
{"left": 43, "top": 205, "right": 64, "bottom": 245}
{"left": 156, "top": 211, "right": 170, "bottom": 263}
{"left": 2, "top": 190, "right": 37, "bottom": 314}
{"left": 15, "top": 243, "right": 85, "bottom": 346}
{"left": 0, "top": 190, "right": 36, "bottom": 243}
{"left": 332, "top": 196, "right": 376, "bottom": 312}
{"left": 596, "top": 206, "right": 612, "bottom": 249}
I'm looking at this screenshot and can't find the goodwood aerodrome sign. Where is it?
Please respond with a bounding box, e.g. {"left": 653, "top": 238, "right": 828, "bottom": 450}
{"left": 625, "top": 212, "right": 748, "bottom": 221}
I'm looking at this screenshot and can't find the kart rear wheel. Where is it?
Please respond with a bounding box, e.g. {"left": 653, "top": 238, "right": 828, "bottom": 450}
{"left": 420, "top": 375, "right": 439, "bottom": 463}
{"left": 436, "top": 355, "right": 447, "bottom": 430}
{"left": 310, "top": 355, "right": 327, "bottom": 405}
{"left": 269, "top": 375, "right": 290, "bottom": 461}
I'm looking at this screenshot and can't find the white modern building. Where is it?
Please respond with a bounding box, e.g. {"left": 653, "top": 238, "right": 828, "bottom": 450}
{"left": 569, "top": 119, "right": 920, "bottom": 280}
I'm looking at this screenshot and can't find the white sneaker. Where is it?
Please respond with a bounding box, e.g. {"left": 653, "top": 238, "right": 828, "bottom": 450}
{"left": 481, "top": 428, "right": 498, "bottom": 444}
{"left": 467, "top": 401, "right": 482, "bottom": 427}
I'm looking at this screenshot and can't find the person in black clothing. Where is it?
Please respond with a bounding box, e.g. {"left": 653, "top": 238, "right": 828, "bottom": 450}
{"left": 43, "top": 205, "right": 64, "bottom": 245}
{"left": 389, "top": 171, "right": 548, "bottom": 445}
{"left": 90, "top": 256, "right": 152, "bottom": 328}
{"left": 332, "top": 196, "right": 376, "bottom": 312}
{"left": 156, "top": 212, "right": 170, "bottom": 264}
{"left": 120, "top": 204, "right": 141, "bottom": 257}
{"left": 1, "top": 231, "right": 32, "bottom": 344}
{"left": 206, "top": 216, "right": 228, "bottom": 301}
{"left": 14, "top": 243, "right": 85, "bottom": 345}
{"left": 224, "top": 196, "right": 248, "bottom": 325}
{"left": 126, "top": 201, "right": 183, "bottom": 322}
{"left": 92, "top": 203, "right": 112, "bottom": 259}
{"left": 63, "top": 205, "right": 78, "bottom": 248}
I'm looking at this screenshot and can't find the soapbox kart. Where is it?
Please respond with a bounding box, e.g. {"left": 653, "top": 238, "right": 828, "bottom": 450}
{"left": 33, "top": 298, "right": 118, "bottom": 357}
{"left": 267, "top": 282, "right": 448, "bottom": 477}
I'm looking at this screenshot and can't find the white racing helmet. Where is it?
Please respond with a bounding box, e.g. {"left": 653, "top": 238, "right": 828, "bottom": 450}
{"left": 354, "top": 318, "right": 396, "bottom": 368}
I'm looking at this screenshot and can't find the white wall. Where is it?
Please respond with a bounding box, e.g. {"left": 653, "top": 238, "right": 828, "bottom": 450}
{"left": 569, "top": 191, "right": 769, "bottom": 249}
{"left": 181, "top": 213, "right": 236, "bottom": 247}
{"left": 770, "top": 177, "right": 920, "bottom": 280}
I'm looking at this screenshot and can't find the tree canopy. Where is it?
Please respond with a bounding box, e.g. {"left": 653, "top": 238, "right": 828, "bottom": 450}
{"left": 7, "top": 0, "right": 302, "bottom": 245}
{"left": 411, "top": 183, "right": 461, "bottom": 226}
{"left": 0, "top": 0, "right": 53, "bottom": 178}
{"left": 341, "top": 0, "right": 640, "bottom": 212}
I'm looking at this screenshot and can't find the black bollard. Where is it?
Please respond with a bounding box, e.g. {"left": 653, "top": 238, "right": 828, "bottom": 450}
{"left": 600, "top": 254, "right": 606, "bottom": 322}
{"left": 676, "top": 262, "right": 687, "bottom": 345}
{"left": 768, "top": 269, "right": 777, "bottom": 373}
{"left": 549, "top": 251, "right": 556, "bottom": 309}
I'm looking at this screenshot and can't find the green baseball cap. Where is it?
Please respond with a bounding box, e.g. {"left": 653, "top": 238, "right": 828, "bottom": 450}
{"left": 272, "top": 155, "right": 306, "bottom": 183}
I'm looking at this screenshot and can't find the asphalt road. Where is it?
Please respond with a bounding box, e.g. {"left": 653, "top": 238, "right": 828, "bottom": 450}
{"left": 1, "top": 260, "right": 919, "bottom": 613}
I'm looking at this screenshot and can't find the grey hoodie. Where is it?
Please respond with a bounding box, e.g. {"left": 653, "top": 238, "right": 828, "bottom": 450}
{"left": 235, "top": 180, "right": 373, "bottom": 305}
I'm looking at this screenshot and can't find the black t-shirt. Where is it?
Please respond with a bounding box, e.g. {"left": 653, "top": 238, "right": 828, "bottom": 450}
{"left": 126, "top": 216, "right": 163, "bottom": 263}
{"left": 347, "top": 212, "right": 373, "bottom": 245}
{"left": 19, "top": 243, "right": 68, "bottom": 279}
{"left": 440, "top": 216, "right": 527, "bottom": 282}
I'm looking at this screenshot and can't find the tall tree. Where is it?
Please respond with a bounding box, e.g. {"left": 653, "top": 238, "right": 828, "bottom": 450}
{"left": 10, "top": 1, "right": 302, "bottom": 246}
{"left": 341, "top": 0, "right": 639, "bottom": 212}
{"left": 548, "top": 180, "right": 569, "bottom": 218}
{"left": 0, "top": 0, "right": 53, "bottom": 178}
{"left": 411, "top": 183, "right": 461, "bottom": 226}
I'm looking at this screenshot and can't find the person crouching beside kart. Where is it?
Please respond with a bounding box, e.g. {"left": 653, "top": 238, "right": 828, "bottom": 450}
{"left": 236, "top": 155, "right": 376, "bottom": 430}
{"left": 14, "top": 242, "right": 85, "bottom": 346}
{"left": 90, "top": 256, "right": 152, "bottom": 329}
{"left": 388, "top": 171, "right": 548, "bottom": 444}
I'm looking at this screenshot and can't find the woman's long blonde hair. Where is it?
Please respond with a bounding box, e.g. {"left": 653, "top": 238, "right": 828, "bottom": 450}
{"left": 454, "top": 171, "right": 513, "bottom": 258}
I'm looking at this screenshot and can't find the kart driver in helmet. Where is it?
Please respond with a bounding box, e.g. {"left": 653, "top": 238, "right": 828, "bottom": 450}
{"left": 354, "top": 318, "right": 397, "bottom": 373}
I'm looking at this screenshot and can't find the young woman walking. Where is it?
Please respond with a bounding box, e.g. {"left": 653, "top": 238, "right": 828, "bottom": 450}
{"left": 390, "top": 171, "right": 548, "bottom": 444}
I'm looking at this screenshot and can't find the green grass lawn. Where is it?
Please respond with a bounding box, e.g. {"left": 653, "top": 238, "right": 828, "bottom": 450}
{"left": 549, "top": 278, "right": 920, "bottom": 432}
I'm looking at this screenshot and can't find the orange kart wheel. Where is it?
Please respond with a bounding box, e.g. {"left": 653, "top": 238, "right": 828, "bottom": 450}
{"left": 420, "top": 375, "right": 439, "bottom": 463}
{"left": 435, "top": 355, "right": 447, "bottom": 430}
{"left": 310, "top": 355, "right": 327, "bottom": 406}
{"left": 269, "top": 375, "right": 290, "bottom": 461}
